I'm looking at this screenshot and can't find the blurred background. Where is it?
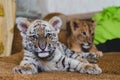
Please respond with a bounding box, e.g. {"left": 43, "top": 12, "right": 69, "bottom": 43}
{"left": 16, "top": 0, "right": 120, "bottom": 18}
{"left": 0, "top": 0, "right": 120, "bottom": 57}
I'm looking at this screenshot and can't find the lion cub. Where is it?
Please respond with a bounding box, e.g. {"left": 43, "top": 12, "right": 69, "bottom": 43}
{"left": 43, "top": 13, "right": 103, "bottom": 63}
{"left": 66, "top": 18, "right": 103, "bottom": 56}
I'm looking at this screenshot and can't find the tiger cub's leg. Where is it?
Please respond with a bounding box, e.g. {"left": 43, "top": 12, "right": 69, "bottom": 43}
{"left": 61, "top": 43, "right": 101, "bottom": 63}
{"left": 64, "top": 57, "right": 102, "bottom": 74}
{"left": 12, "top": 55, "right": 40, "bottom": 74}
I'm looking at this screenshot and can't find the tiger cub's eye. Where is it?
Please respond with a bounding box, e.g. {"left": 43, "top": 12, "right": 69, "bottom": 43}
{"left": 43, "top": 24, "right": 47, "bottom": 26}
{"left": 33, "top": 35, "right": 38, "bottom": 38}
{"left": 46, "top": 33, "right": 50, "bottom": 36}
{"left": 46, "top": 33, "right": 52, "bottom": 37}
{"left": 29, "top": 35, "right": 38, "bottom": 40}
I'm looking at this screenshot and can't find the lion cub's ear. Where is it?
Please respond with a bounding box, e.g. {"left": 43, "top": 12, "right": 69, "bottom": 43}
{"left": 87, "top": 20, "right": 96, "bottom": 31}
{"left": 68, "top": 19, "right": 80, "bottom": 34}
{"left": 16, "top": 17, "right": 30, "bottom": 38}
{"left": 90, "top": 20, "right": 96, "bottom": 28}
{"left": 49, "top": 16, "right": 62, "bottom": 33}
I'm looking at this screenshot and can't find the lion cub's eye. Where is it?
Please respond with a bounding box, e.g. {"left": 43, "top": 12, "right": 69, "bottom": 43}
{"left": 91, "top": 33, "right": 94, "bottom": 36}
{"left": 82, "top": 32, "right": 86, "bottom": 36}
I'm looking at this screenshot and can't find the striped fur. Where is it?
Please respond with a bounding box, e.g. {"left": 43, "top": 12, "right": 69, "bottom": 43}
{"left": 13, "top": 17, "right": 102, "bottom": 74}
{"left": 43, "top": 13, "right": 103, "bottom": 63}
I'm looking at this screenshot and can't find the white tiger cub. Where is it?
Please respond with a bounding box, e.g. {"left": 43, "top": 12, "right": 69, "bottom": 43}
{"left": 12, "top": 16, "right": 102, "bottom": 74}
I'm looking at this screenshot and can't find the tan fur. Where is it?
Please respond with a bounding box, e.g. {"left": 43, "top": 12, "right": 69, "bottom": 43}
{"left": 43, "top": 13, "right": 103, "bottom": 58}
{"left": 66, "top": 18, "right": 103, "bottom": 57}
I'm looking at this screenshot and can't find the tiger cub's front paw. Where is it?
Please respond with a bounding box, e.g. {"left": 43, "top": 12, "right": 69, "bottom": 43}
{"left": 12, "top": 65, "right": 36, "bottom": 74}
{"left": 80, "top": 64, "right": 102, "bottom": 75}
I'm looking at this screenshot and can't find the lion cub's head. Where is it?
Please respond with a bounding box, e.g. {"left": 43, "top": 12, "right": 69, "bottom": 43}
{"left": 67, "top": 18, "right": 96, "bottom": 53}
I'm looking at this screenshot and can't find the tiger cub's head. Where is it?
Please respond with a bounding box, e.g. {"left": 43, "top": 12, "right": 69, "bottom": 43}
{"left": 16, "top": 16, "right": 62, "bottom": 59}
{"left": 67, "top": 18, "right": 96, "bottom": 52}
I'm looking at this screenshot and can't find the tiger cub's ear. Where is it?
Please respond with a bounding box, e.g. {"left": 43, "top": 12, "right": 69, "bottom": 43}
{"left": 16, "top": 17, "right": 30, "bottom": 38}
{"left": 49, "top": 16, "right": 62, "bottom": 33}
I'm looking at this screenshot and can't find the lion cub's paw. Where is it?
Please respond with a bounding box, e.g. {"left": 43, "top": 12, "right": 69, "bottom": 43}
{"left": 96, "top": 51, "right": 103, "bottom": 57}
{"left": 87, "top": 53, "right": 99, "bottom": 63}
{"left": 87, "top": 51, "right": 103, "bottom": 63}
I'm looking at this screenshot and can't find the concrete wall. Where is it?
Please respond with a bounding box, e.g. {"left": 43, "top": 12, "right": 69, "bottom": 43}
{"left": 16, "top": 0, "right": 120, "bottom": 18}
